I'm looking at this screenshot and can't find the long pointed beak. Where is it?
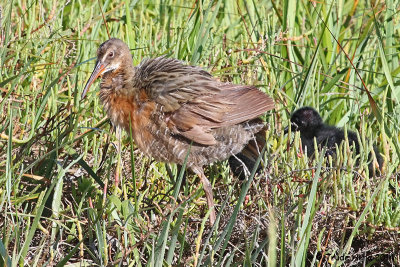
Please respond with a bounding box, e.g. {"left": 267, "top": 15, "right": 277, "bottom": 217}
{"left": 81, "top": 60, "right": 106, "bottom": 99}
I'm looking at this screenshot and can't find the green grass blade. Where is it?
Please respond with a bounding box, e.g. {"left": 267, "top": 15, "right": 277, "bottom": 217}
{"left": 190, "top": 0, "right": 223, "bottom": 64}
{"left": 154, "top": 147, "right": 189, "bottom": 266}
{"left": 0, "top": 237, "right": 11, "bottom": 267}
{"left": 293, "top": 149, "right": 325, "bottom": 266}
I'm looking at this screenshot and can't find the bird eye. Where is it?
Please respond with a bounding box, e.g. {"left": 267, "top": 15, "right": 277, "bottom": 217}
{"left": 108, "top": 51, "right": 114, "bottom": 58}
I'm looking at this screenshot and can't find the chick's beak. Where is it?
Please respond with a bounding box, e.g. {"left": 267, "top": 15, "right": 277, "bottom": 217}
{"left": 284, "top": 122, "right": 298, "bottom": 134}
{"left": 284, "top": 126, "right": 289, "bottom": 134}
{"left": 81, "top": 60, "right": 106, "bottom": 99}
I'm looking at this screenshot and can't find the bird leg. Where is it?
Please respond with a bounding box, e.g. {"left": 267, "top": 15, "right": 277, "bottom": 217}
{"left": 114, "top": 127, "right": 122, "bottom": 187}
{"left": 194, "top": 168, "right": 216, "bottom": 225}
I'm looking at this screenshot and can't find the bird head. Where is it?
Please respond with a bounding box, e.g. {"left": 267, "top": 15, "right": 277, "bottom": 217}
{"left": 81, "top": 38, "right": 132, "bottom": 98}
{"left": 285, "top": 106, "right": 323, "bottom": 134}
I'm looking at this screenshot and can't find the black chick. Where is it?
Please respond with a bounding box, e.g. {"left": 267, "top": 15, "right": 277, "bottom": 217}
{"left": 287, "top": 106, "right": 383, "bottom": 174}
{"left": 229, "top": 121, "right": 267, "bottom": 180}
{"left": 228, "top": 139, "right": 262, "bottom": 180}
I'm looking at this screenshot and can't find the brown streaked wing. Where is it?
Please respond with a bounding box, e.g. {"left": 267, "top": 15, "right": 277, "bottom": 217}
{"left": 133, "top": 56, "right": 218, "bottom": 112}
{"left": 134, "top": 56, "right": 274, "bottom": 145}
{"left": 211, "top": 84, "right": 274, "bottom": 126}
{"left": 169, "top": 85, "right": 274, "bottom": 145}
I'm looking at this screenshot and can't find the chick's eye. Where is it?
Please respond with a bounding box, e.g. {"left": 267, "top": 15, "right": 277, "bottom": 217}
{"left": 294, "top": 119, "right": 302, "bottom": 126}
{"left": 108, "top": 51, "right": 114, "bottom": 58}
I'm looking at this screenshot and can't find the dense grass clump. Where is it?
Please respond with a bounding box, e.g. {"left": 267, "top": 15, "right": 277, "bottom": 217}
{"left": 0, "top": 0, "right": 399, "bottom": 266}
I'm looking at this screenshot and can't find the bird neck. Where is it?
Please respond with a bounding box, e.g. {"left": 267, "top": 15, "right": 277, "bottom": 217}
{"left": 100, "top": 61, "right": 135, "bottom": 96}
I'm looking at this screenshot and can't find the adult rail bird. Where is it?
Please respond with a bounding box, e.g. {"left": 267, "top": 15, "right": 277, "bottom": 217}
{"left": 81, "top": 38, "right": 275, "bottom": 224}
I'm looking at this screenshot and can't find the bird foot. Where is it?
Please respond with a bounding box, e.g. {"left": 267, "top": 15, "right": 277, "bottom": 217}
{"left": 194, "top": 168, "right": 216, "bottom": 225}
